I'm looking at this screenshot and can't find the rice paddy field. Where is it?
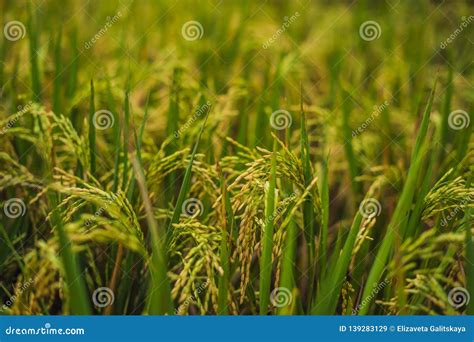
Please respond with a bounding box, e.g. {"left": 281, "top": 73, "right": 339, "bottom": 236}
{"left": 0, "top": 0, "right": 473, "bottom": 316}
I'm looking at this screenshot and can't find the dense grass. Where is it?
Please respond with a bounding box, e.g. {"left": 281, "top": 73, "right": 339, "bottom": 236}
{"left": 0, "top": 0, "right": 473, "bottom": 316}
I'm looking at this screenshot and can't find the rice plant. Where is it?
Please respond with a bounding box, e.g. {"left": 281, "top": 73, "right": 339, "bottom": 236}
{"left": 0, "top": 0, "right": 472, "bottom": 316}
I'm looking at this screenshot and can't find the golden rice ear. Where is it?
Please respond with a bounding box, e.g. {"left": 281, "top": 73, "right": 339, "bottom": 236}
{"left": 50, "top": 182, "right": 147, "bottom": 256}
